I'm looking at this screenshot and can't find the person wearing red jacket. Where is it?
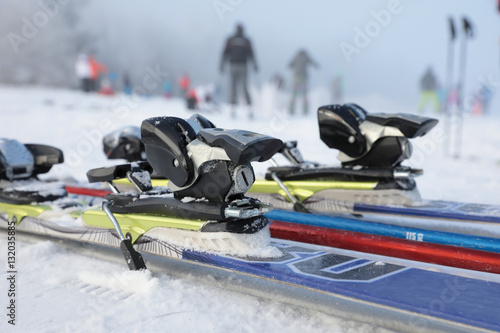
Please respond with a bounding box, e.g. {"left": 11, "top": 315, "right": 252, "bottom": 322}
{"left": 88, "top": 54, "right": 107, "bottom": 92}
{"left": 178, "top": 74, "right": 191, "bottom": 95}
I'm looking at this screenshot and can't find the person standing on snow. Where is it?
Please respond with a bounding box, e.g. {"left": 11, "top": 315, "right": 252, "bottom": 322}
{"left": 331, "top": 73, "right": 344, "bottom": 104}
{"left": 75, "top": 54, "right": 92, "bottom": 93}
{"left": 178, "top": 73, "right": 190, "bottom": 96}
{"left": 288, "top": 49, "right": 318, "bottom": 115}
{"left": 162, "top": 78, "right": 173, "bottom": 98}
{"left": 472, "top": 83, "right": 493, "bottom": 115}
{"left": 88, "top": 55, "right": 107, "bottom": 92}
{"left": 123, "top": 73, "right": 132, "bottom": 95}
{"left": 417, "top": 67, "right": 440, "bottom": 113}
{"left": 220, "top": 23, "right": 258, "bottom": 119}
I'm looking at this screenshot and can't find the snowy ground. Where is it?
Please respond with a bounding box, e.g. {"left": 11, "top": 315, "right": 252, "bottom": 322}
{"left": 0, "top": 85, "right": 499, "bottom": 332}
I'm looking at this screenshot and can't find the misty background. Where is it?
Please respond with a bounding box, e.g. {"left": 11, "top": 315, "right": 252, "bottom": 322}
{"left": 0, "top": 0, "right": 499, "bottom": 112}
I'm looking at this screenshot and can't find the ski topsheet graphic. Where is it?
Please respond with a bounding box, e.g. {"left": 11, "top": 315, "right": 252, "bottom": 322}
{"left": 1, "top": 213, "right": 499, "bottom": 333}
{"left": 354, "top": 200, "right": 500, "bottom": 224}
{"left": 1, "top": 111, "right": 500, "bottom": 332}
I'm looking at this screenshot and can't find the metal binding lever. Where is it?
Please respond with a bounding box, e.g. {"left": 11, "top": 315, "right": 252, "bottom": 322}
{"left": 269, "top": 159, "right": 310, "bottom": 214}
{"left": 103, "top": 201, "right": 147, "bottom": 270}
{"left": 107, "top": 181, "right": 120, "bottom": 194}
{"left": 224, "top": 199, "right": 273, "bottom": 219}
{"left": 393, "top": 167, "right": 423, "bottom": 179}
{"left": 278, "top": 141, "right": 304, "bottom": 165}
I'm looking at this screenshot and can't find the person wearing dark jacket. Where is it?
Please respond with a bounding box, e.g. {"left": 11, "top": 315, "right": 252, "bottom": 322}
{"left": 220, "top": 24, "right": 258, "bottom": 118}
{"left": 417, "top": 67, "right": 440, "bottom": 113}
{"left": 288, "top": 49, "right": 318, "bottom": 115}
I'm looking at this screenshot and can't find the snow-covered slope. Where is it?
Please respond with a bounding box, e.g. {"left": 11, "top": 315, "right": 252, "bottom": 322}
{"left": 0, "top": 85, "right": 499, "bottom": 332}
{"left": 5, "top": 238, "right": 390, "bottom": 333}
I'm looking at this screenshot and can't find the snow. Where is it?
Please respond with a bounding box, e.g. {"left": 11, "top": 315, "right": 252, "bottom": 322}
{"left": 128, "top": 169, "right": 152, "bottom": 191}
{"left": 0, "top": 179, "right": 66, "bottom": 198}
{"left": 151, "top": 224, "right": 282, "bottom": 258}
{"left": 0, "top": 85, "right": 500, "bottom": 332}
{"left": 2, "top": 238, "right": 389, "bottom": 333}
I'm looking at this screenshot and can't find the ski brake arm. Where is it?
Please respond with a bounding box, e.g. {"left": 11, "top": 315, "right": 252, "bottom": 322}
{"left": 269, "top": 158, "right": 310, "bottom": 214}
{"left": 103, "top": 201, "right": 147, "bottom": 271}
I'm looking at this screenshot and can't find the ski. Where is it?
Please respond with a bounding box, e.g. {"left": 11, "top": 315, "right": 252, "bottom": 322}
{"left": 103, "top": 171, "right": 500, "bottom": 225}
{"left": 2, "top": 201, "right": 500, "bottom": 332}
{"left": 59, "top": 107, "right": 500, "bottom": 271}
{"left": 96, "top": 103, "right": 500, "bottom": 225}
{"left": 2, "top": 117, "right": 500, "bottom": 332}
{"left": 0, "top": 114, "right": 283, "bottom": 270}
{"left": 248, "top": 103, "right": 500, "bottom": 224}
{"left": 66, "top": 182, "right": 500, "bottom": 273}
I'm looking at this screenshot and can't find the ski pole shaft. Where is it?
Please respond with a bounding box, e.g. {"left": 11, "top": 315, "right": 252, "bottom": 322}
{"left": 444, "top": 17, "right": 456, "bottom": 157}
{"left": 443, "top": 41, "right": 455, "bottom": 156}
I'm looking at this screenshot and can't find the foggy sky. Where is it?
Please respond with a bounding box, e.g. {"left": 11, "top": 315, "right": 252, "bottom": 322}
{"left": 2, "top": 0, "right": 500, "bottom": 111}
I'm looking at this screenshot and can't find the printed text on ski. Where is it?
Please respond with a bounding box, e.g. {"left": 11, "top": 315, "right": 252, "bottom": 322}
{"left": 6, "top": 218, "right": 17, "bottom": 325}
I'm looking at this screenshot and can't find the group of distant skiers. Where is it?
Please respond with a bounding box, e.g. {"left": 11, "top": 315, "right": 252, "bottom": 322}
{"left": 75, "top": 24, "right": 491, "bottom": 119}
{"left": 220, "top": 23, "right": 322, "bottom": 118}
{"left": 73, "top": 24, "right": 322, "bottom": 118}
{"left": 75, "top": 54, "right": 109, "bottom": 94}
{"left": 418, "top": 67, "right": 492, "bottom": 115}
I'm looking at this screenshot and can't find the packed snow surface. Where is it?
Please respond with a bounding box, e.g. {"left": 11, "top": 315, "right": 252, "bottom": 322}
{"left": 1, "top": 86, "right": 500, "bottom": 332}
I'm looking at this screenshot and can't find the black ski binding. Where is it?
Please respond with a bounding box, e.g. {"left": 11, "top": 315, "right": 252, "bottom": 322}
{"left": 262, "top": 103, "right": 439, "bottom": 207}
{"left": 0, "top": 139, "right": 65, "bottom": 204}
{"left": 88, "top": 114, "right": 283, "bottom": 270}
{"left": 268, "top": 103, "right": 437, "bottom": 185}
{"left": 140, "top": 114, "right": 282, "bottom": 204}
{"left": 103, "top": 126, "right": 145, "bottom": 162}
{"left": 317, "top": 103, "right": 438, "bottom": 169}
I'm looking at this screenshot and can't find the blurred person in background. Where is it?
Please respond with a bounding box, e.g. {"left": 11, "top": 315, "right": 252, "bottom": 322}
{"left": 331, "top": 73, "right": 344, "bottom": 104}
{"left": 472, "top": 83, "right": 493, "bottom": 115}
{"left": 271, "top": 73, "right": 286, "bottom": 110}
{"left": 220, "top": 23, "right": 258, "bottom": 119}
{"left": 162, "top": 78, "right": 173, "bottom": 98}
{"left": 178, "top": 73, "right": 191, "bottom": 96}
{"left": 123, "top": 73, "right": 132, "bottom": 95}
{"left": 75, "top": 54, "right": 92, "bottom": 93}
{"left": 288, "top": 49, "right": 318, "bottom": 115}
{"left": 417, "top": 66, "right": 440, "bottom": 113}
{"left": 88, "top": 54, "right": 107, "bottom": 92}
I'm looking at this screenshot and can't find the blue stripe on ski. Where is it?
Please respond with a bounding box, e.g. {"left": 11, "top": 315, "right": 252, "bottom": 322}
{"left": 354, "top": 200, "right": 500, "bottom": 224}
{"left": 327, "top": 258, "right": 371, "bottom": 273}
{"left": 266, "top": 210, "right": 500, "bottom": 253}
{"left": 182, "top": 244, "right": 500, "bottom": 332}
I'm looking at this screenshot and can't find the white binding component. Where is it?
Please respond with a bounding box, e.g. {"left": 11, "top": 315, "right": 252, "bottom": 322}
{"left": 168, "top": 139, "right": 231, "bottom": 193}
{"left": 337, "top": 121, "right": 407, "bottom": 164}
{"left": 144, "top": 224, "right": 282, "bottom": 258}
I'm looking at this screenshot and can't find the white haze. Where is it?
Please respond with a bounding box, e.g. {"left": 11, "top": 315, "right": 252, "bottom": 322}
{"left": 0, "top": 0, "right": 499, "bottom": 112}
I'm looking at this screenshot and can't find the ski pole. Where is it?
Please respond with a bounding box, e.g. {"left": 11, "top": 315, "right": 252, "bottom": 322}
{"left": 443, "top": 17, "right": 456, "bottom": 156}
{"left": 454, "top": 17, "right": 474, "bottom": 159}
